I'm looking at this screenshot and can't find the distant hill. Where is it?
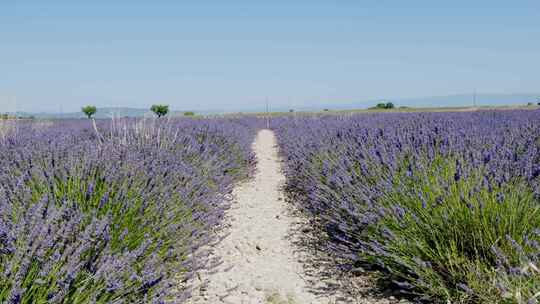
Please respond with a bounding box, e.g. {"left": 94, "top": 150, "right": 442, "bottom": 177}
{"left": 229, "top": 93, "right": 540, "bottom": 113}
{"left": 397, "top": 93, "right": 540, "bottom": 108}
{"left": 322, "top": 93, "right": 540, "bottom": 111}
{"left": 12, "top": 107, "right": 206, "bottom": 119}
{"left": 7, "top": 93, "right": 540, "bottom": 118}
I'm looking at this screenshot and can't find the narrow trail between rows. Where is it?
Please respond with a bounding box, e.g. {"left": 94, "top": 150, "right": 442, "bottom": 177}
{"left": 189, "top": 129, "right": 333, "bottom": 304}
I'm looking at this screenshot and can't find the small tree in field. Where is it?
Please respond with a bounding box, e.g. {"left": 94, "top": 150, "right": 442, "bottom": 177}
{"left": 183, "top": 111, "right": 195, "bottom": 116}
{"left": 81, "top": 105, "right": 102, "bottom": 142}
{"left": 375, "top": 102, "right": 387, "bottom": 109}
{"left": 373, "top": 101, "right": 395, "bottom": 110}
{"left": 82, "top": 105, "right": 97, "bottom": 119}
{"left": 151, "top": 104, "right": 169, "bottom": 118}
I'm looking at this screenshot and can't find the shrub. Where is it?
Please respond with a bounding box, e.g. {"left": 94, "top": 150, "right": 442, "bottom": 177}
{"left": 184, "top": 111, "right": 195, "bottom": 116}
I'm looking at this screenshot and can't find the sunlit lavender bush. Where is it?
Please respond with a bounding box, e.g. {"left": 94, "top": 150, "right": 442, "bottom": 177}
{"left": 274, "top": 110, "right": 540, "bottom": 303}
{"left": 0, "top": 117, "right": 257, "bottom": 303}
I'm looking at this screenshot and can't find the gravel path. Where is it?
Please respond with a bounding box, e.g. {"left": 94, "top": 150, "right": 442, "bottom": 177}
{"left": 188, "top": 129, "right": 332, "bottom": 304}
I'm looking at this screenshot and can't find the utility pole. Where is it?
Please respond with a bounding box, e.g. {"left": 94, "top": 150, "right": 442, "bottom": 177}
{"left": 265, "top": 97, "right": 269, "bottom": 129}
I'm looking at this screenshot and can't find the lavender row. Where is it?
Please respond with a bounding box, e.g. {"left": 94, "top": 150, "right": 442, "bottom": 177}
{"left": 0, "top": 117, "right": 257, "bottom": 303}
{"left": 273, "top": 110, "right": 540, "bottom": 303}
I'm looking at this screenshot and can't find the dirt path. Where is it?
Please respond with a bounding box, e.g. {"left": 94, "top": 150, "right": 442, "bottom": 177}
{"left": 188, "top": 129, "right": 331, "bottom": 304}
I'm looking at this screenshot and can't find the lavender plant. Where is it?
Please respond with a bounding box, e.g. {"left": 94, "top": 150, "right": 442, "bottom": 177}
{"left": 0, "top": 117, "right": 257, "bottom": 303}
{"left": 274, "top": 110, "right": 540, "bottom": 303}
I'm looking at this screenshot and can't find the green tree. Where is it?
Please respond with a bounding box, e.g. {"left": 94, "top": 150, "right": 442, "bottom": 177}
{"left": 183, "top": 111, "right": 195, "bottom": 116}
{"left": 150, "top": 104, "right": 169, "bottom": 118}
{"left": 81, "top": 105, "right": 97, "bottom": 119}
{"left": 385, "top": 102, "right": 395, "bottom": 109}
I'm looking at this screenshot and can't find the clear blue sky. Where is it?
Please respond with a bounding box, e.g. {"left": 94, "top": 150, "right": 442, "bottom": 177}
{"left": 1, "top": 0, "right": 539, "bottom": 112}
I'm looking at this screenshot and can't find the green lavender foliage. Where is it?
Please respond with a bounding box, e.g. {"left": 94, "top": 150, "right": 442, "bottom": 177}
{"left": 0, "top": 118, "right": 258, "bottom": 303}
{"left": 361, "top": 155, "right": 540, "bottom": 303}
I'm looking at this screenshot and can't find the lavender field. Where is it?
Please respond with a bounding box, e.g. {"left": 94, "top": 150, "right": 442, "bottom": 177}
{"left": 274, "top": 110, "right": 540, "bottom": 303}
{"left": 0, "top": 118, "right": 257, "bottom": 303}
{"left": 1, "top": 110, "right": 539, "bottom": 303}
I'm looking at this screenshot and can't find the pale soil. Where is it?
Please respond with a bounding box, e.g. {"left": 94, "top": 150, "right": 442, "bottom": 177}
{"left": 187, "top": 130, "right": 405, "bottom": 304}
{"left": 188, "top": 129, "right": 336, "bottom": 304}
